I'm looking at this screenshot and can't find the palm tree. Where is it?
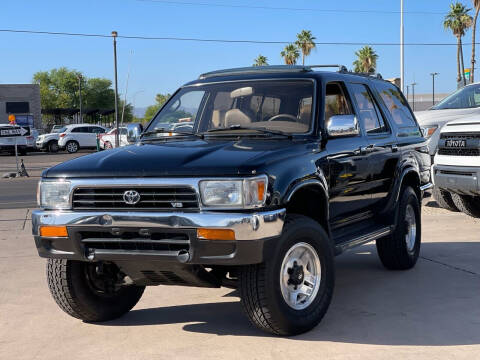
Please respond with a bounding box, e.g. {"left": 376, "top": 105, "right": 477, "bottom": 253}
{"left": 253, "top": 55, "right": 269, "bottom": 67}
{"left": 295, "top": 30, "right": 316, "bottom": 65}
{"left": 280, "top": 44, "right": 300, "bottom": 65}
{"left": 444, "top": 2, "right": 473, "bottom": 85}
{"left": 471, "top": 0, "right": 480, "bottom": 82}
{"left": 352, "top": 45, "right": 378, "bottom": 74}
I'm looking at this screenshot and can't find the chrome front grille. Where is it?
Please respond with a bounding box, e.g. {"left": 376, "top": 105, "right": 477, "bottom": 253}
{"left": 72, "top": 186, "right": 199, "bottom": 210}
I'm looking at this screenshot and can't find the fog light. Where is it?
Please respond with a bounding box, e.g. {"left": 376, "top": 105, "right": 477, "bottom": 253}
{"left": 197, "top": 228, "right": 235, "bottom": 241}
{"left": 39, "top": 225, "right": 68, "bottom": 237}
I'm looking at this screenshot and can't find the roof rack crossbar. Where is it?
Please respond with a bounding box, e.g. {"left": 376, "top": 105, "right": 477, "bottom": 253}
{"left": 199, "top": 65, "right": 312, "bottom": 79}
{"left": 307, "top": 64, "right": 348, "bottom": 72}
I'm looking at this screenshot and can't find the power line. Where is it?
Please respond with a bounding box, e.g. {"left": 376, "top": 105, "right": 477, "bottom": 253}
{"left": 0, "top": 28, "right": 474, "bottom": 46}
{"left": 135, "top": 0, "right": 446, "bottom": 15}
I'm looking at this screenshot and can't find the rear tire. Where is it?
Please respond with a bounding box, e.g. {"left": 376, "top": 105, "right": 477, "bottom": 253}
{"left": 376, "top": 186, "right": 421, "bottom": 270}
{"left": 66, "top": 140, "right": 79, "bottom": 153}
{"left": 432, "top": 186, "right": 458, "bottom": 212}
{"left": 47, "top": 259, "right": 145, "bottom": 322}
{"left": 451, "top": 193, "right": 480, "bottom": 218}
{"left": 239, "top": 214, "right": 335, "bottom": 336}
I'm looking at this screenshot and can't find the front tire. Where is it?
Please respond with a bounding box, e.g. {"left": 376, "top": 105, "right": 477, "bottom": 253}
{"left": 451, "top": 193, "right": 480, "bottom": 218}
{"left": 66, "top": 140, "right": 79, "bottom": 153}
{"left": 432, "top": 186, "right": 458, "bottom": 212}
{"left": 48, "top": 141, "right": 59, "bottom": 153}
{"left": 47, "top": 259, "right": 145, "bottom": 322}
{"left": 239, "top": 214, "right": 335, "bottom": 336}
{"left": 376, "top": 186, "right": 421, "bottom": 270}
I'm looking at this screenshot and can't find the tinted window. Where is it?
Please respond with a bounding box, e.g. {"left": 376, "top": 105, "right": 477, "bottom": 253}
{"left": 350, "top": 83, "right": 388, "bottom": 134}
{"left": 376, "top": 82, "right": 416, "bottom": 127}
{"left": 90, "top": 127, "right": 104, "bottom": 134}
{"left": 325, "top": 83, "right": 353, "bottom": 122}
{"left": 72, "top": 127, "right": 87, "bottom": 133}
{"left": 6, "top": 102, "right": 29, "bottom": 113}
{"left": 432, "top": 84, "right": 480, "bottom": 110}
{"left": 120, "top": 128, "right": 128, "bottom": 135}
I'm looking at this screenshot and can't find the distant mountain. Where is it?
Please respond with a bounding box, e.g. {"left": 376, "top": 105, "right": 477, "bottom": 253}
{"left": 133, "top": 107, "right": 147, "bottom": 118}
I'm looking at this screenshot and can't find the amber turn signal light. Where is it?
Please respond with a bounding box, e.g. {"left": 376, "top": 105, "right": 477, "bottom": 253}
{"left": 197, "top": 228, "right": 235, "bottom": 241}
{"left": 39, "top": 225, "right": 68, "bottom": 237}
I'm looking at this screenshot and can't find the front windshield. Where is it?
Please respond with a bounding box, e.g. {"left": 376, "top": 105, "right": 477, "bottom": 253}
{"left": 147, "top": 80, "right": 314, "bottom": 134}
{"left": 53, "top": 127, "right": 67, "bottom": 133}
{"left": 432, "top": 84, "right": 480, "bottom": 110}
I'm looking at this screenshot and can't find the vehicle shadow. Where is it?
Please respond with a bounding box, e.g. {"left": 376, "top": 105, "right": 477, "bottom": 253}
{"left": 101, "top": 242, "right": 480, "bottom": 346}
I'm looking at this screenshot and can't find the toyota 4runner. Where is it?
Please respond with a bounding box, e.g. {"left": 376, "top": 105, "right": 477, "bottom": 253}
{"left": 33, "top": 65, "right": 431, "bottom": 335}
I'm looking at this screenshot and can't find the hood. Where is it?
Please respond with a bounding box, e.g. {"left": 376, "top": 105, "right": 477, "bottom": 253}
{"left": 441, "top": 116, "right": 480, "bottom": 134}
{"left": 39, "top": 133, "right": 60, "bottom": 140}
{"left": 415, "top": 108, "right": 480, "bottom": 126}
{"left": 44, "top": 137, "right": 312, "bottom": 178}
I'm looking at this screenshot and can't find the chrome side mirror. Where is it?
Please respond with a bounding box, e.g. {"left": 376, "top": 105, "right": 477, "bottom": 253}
{"left": 327, "top": 115, "right": 359, "bottom": 138}
{"left": 126, "top": 123, "right": 143, "bottom": 144}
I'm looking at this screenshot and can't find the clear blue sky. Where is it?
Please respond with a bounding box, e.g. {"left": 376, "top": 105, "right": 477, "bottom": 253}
{"left": 0, "top": 0, "right": 474, "bottom": 107}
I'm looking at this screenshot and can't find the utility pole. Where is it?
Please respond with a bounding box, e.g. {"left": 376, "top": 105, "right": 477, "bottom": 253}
{"left": 112, "top": 31, "right": 119, "bottom": 148}
{"left": 411, "top": 82, "right": 417, "bottom": 111}
{"left": 430, "top": 72, "right": 439, "bottom": 106}
{"left": 77, "top": 74, "right": 83, "bottom": 123}
{"left": 400, "top": 0, "right": 405, "bottom": 92}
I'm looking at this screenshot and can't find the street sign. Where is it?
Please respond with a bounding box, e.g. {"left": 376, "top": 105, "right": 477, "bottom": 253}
{"left": 0, "top": 126, "right": 30, "bottom": 137}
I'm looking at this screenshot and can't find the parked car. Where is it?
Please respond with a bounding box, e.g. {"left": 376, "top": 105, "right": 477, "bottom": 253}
{"left": 99, "top": 127, "right": 128, "bottom": 149}
{"left": 57, "top": 124, "right": 107, "bottom": 153}
{"left": 416, "top": 82, "right": 480, "bottom": 158}
{"left": 26, "top": 128, "right": 39, "bottom": 152}
{"left": 33, "top": 65, "right": 431, "bottom": 336}
{"left": 432, "top": 117, "right": 480, "bottom": 217}
{"left": 36, "top": 127, "right": 66, "bottom": 153}
{"left": 0, "top": 124, "right": 29, "bottom": 155}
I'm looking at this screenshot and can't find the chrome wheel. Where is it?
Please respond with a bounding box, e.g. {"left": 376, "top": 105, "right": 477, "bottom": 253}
{"left": 405, "top": 204, "right": 417, "bottom": 252}
{"left": 280, "top": 242, "right": 321, "bottom": 310}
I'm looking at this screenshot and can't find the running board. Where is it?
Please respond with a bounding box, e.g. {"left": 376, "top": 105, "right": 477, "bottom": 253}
{"left": 334, "top": 226, "right": 393, "bottom": 255}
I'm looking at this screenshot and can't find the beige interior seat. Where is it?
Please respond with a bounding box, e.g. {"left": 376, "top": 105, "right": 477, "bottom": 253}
{"left": 224, "top": 109, "right": 252, "bottom": 127}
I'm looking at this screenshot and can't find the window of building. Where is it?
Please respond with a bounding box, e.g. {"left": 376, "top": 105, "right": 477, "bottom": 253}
{"left": 6, "top": 102, "right": 29, "bottom": 114}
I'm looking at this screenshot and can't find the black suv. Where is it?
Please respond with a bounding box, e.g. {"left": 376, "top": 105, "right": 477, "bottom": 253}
{"left": 33, "top": 65, "right": 431, "bottom": 335}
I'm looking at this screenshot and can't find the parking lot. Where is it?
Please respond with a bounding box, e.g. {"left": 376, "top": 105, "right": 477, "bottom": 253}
{"left": 1, "top": 152, "right": 480, "bottom": 359}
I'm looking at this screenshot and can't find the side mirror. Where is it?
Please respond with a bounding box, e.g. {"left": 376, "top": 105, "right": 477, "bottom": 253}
{"left": 327, "top": 115, "right": 359, "bottom": 138}
{"left": 126, "top": 123, "right": 143, "bottom": 144}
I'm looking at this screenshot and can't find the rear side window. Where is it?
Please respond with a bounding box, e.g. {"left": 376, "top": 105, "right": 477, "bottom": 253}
{"left": 350, "top": 83, "right": 388, "bottom": 134}
{"left": 375, "top": 82, "right": 416, "bottom": 127}
{"left": 71, "top": 127, "right": 85, "bottom": 133}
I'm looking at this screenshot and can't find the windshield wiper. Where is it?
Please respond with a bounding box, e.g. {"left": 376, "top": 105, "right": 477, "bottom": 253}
{"left": 203, "top": 125, "right": 292, "bottom": 138}
{"left": 141, "top": 128, "right": 201, "bottom": 138}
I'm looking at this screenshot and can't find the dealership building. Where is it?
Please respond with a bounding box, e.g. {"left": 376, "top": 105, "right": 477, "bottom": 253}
{"left": 0, "top": 84, "right": 42, "bottom": 129}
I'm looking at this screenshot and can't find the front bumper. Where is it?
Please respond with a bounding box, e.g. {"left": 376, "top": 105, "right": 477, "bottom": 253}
{"left": 32, "top": 208, "right": 286, "bottom": 265}
{"left": 432, "top": 164, "right": 480, "bottom": 195}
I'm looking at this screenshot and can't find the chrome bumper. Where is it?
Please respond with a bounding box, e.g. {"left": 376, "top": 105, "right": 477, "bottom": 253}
{"left": 32, "top": 208, "right": 286, "bottom": 241}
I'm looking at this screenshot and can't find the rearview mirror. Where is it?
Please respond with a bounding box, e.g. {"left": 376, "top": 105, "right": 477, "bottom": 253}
{"left": 327, "top": 115, "right": 359, "bottom": 138}
{"left": 127, "top": 123, "right": 143, "bottom": 144}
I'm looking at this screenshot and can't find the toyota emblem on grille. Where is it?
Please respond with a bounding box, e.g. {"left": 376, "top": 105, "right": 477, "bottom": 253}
{"left": 123, "top": 190, "right": 141, "bottom": 205}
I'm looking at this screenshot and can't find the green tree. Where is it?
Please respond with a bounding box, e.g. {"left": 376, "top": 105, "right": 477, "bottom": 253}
{"left": 144, "top": 93, "right": 171, "bottom": 122}
{"left": 295, "top": 30, "right": 316, "bottom": 65}
{"left": 471, "top": 0, "right": 480, "bottom": 82}
{"left": 253, "top": 55, "right": 269, "bottom": 66}
{"left": 280, "top": 44, "right": 300, "bottom": 65}
{"left": 444, "top": 2, "right": 473, "bottom": 84}
{"left": 353, "top": 45, "right": 379, "bottom": 74}
{"left": 32, "top": 67, "right": 132, "bottom": 124}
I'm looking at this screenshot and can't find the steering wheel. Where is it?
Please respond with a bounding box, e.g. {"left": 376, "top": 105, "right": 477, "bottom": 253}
{"left": 267, "top": 114, "right": 298, "bottom": 122}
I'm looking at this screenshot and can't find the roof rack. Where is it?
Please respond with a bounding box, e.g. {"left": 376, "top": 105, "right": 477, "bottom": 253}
{"left": 308, "top": 64, "right": 348, "bottom": 72}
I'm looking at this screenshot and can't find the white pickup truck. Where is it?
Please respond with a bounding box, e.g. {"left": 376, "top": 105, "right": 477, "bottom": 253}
{"left": 432, "top": 117, "right": 480, "bottom": 218}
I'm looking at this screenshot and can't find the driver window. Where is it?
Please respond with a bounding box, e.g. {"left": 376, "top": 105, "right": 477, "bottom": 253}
{"left": 325, "top": 83, "right": 352, "bottom": 123}
{"left": 154, "top": 91, "right": 204, "bottom": 129}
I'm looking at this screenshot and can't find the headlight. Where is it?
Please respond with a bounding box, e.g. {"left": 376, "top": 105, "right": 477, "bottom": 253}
{"left": 421, "top": 125, "right": 438, "bottom": 139}
{"left": 38, "top": 180, "right": 71, "bottom": 209}
{"left": 199, "top": 176, "right": 267, "bottom": 208}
